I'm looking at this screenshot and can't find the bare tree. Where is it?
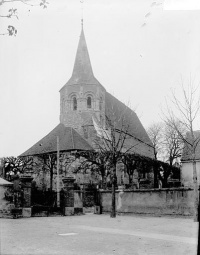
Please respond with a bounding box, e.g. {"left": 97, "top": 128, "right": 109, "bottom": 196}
{"left": 60, "top": 154, "right": 76, "bottom": 177}
{"left": 121, "top": 155, "right": 138, "bottom": 187}
{"left": 147, "top": 122, "right": 163, "bottom": 160}
{"left": 36, "top": 153, "right": 56, "bottom": 192}
{"left": 162, "top": 120, "right": 185, "bottom": 167}
{"left": 92, "top": 104, "right": 140, "bottom": 218}
{"left": 0, "top": 0, "right": 48, "bottom": 36}
{"left": 74, "top": 150, "right": 111, "bottom": 189}
{"left": 166, "top": 80, "right": 200, "bottom": 221}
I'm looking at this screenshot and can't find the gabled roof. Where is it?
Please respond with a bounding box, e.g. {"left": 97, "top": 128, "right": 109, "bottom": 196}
{"left": 181, "top": 130, "right": 200, "bottom": 161}
{"left": 63, "top": 26, "right": 101, "bottom": 87}
{"left": 19, "top": 124, "right": 93, "bottom": 157}
{"left": 105, "top": 92, "right": 153, "bottom": 147}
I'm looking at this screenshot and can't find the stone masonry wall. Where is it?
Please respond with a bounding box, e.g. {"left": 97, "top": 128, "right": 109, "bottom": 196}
{"left": 100, "top": 188, "right": 194, "bottom": 216}
{"left": 60, "top": 84, "right": 106, "bottom": 133}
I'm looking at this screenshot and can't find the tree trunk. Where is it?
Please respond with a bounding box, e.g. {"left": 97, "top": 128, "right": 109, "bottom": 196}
{"left": 154, "top": 149, "right": 157, "bottom": 160}
{"left": 42, "top": 171, "right": 46, "bottom": 191}
{"left": 129, "top": 174, "right": 132, "bottom": 186}
{"left": 169, "top": 157, "right": 173, "bottom": 168}
{"left": 192, "top": 159, "right": 199, "bottom": 222}
{"left": 153, "top": 165, "right": 158, "bottom": 188}
{"left": 101, "top": 174, "right": 106, "bottom": 189}
{"left": 50, "top": 167, "right": 53, "bottom": 192}
{"left": 110, "top": 169, "right": 116, "bottom": 218}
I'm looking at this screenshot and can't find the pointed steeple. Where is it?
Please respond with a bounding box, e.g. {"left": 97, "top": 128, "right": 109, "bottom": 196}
{"left": 65, "top": 24, "right": 101, "bottom": 86}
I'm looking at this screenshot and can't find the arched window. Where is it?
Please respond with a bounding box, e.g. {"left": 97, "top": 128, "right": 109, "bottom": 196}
{"left": 87, "top": 96, "right": 92, "bottom": 109}
{"left": 73, "top": 97, "right": 77, "bottom": 110}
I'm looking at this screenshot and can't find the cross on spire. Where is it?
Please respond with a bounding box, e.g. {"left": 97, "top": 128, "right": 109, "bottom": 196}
{"left": 80, "top": 0, "right": 84, "bottom": 28}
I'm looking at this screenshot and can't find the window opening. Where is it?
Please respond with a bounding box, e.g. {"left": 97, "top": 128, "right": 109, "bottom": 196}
{"left": 73, "top": 97, "right": 77, "bottom": 110}
{"left": 87, "top": 96, "right": 92, "bottom": 109}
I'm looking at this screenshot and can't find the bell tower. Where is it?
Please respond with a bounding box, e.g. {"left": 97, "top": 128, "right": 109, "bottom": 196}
{"left": 59, "top": 23, "right": 106, "bottom": 140}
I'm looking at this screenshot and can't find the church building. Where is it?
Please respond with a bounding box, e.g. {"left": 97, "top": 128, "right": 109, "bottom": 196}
{"left": 21, "top": 23, "right": 153, "bottom": 157}
{"left": 20, "top": 23, "right": 154, "bottom": 188}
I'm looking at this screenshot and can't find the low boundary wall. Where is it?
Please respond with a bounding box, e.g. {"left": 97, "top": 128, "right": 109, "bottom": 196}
{"left": 100, "top": 188, "right": 195, "bottom": 216}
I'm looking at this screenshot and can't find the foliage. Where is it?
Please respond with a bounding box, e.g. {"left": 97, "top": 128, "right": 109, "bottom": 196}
{"left": 0, "top": 0, "right": 49, "bottom": 36}
{"left": 2, "top": 156, "right": 34, "bottom": 178}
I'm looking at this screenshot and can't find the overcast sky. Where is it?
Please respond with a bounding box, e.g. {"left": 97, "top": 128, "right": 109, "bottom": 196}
{"left": 0, "top": 0, "right": 200, "bottom": 157}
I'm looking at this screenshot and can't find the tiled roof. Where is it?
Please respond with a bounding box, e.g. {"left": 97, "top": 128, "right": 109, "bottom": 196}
{"left": 19, "top": 124, "right": 93, "bottom": 157}
{"left": 105, "top": 92, "right": 153, "bottom": 147}
{"left": 181, "top": 131, "right": 200, "bottom": 161}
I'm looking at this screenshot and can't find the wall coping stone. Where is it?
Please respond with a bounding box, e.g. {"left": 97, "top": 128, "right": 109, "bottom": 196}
{"left": 100, "top": 187, "right": 194, "bottom": 193}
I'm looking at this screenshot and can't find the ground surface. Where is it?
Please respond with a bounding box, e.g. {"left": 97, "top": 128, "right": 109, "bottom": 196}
{"left": 0, "top": 213, "right": 199, "bottom": 255}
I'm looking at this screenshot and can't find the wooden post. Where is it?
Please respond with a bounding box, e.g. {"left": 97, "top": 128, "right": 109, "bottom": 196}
{"left": 57, "top": 136, "right": 60, "bottom": 207}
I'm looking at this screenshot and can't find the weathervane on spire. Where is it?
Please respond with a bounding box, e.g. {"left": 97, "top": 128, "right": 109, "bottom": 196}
{"left": 80, "top": 0, "right": 84, "bottom": 28}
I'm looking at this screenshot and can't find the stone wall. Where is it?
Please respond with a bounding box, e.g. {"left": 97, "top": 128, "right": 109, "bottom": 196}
{"left": 60, "top": 83, "right": 106, "bottom": 134}
{"left": 100, "top": 188, "right": 194, "bottom": 216}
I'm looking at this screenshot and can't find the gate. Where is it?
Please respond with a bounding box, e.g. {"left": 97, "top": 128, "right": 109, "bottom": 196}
{"left": 81, "top": 185, "right": 100, "bottom": 213}
{"left": 31, "top": 190, "right": 64, "bottom": 216}
{"left": 83, "top": 189, "right": 98, "bottom": 207}
{"left": 31, "top": 184, "right": 100, "bottom": 216}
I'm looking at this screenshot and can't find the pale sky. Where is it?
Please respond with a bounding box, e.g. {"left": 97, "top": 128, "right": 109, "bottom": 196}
{"left": 0, "top": 0, "right": 200, "bottom": 157}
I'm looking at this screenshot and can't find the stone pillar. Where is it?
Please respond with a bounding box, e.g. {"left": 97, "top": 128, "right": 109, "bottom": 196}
{"left": 62, "top": 176, "right": 75, "bottom": 216}
{"left": 13, "top": 175, "right": 21, "bottom": 208}
{"left": 20, "top": 175, "right": 33, "bottom": 218}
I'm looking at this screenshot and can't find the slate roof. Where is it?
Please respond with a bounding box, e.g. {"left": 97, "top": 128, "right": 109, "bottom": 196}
{"left": 62, "top": 27, "right": 102, "bottom": 88}
{"left": 20, "top": 124, "right": 93, "bottom": 157}
{"left": 181, "top": 130, "right": 200, "bottom": 161}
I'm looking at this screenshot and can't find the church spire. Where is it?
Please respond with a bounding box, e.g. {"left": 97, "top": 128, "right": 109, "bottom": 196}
{"left": 65, "top": 23, "right": 101, "bottom": 86}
